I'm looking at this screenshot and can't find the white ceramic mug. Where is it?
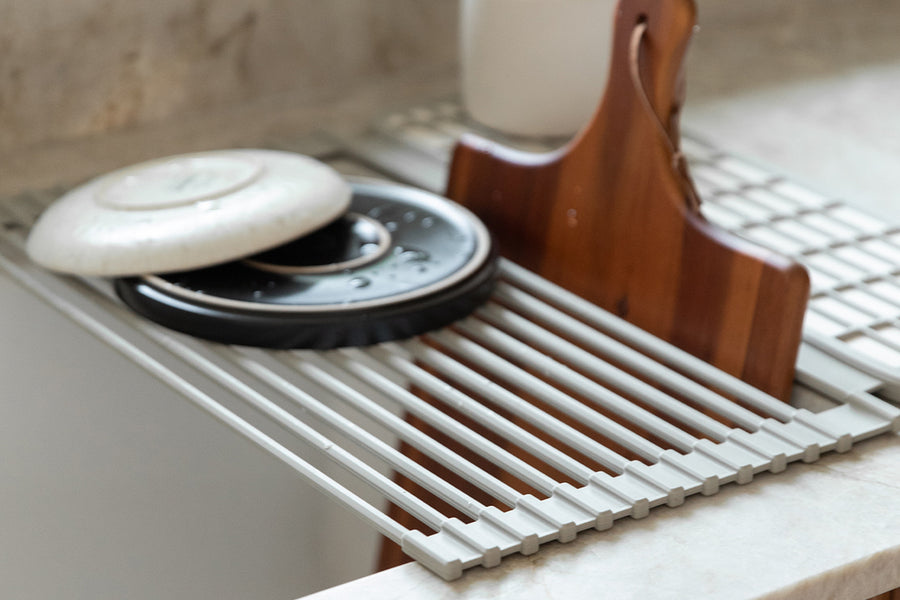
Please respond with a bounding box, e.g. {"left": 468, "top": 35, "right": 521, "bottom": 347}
{"left": 460, "top": 0, "right": 618, "bottom": 137}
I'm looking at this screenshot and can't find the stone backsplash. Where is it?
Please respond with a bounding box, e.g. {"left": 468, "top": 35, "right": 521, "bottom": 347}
{"left": 0, "top": 0, "right": 457, "bottom": 153}
{"left": 3, "top": 0, "right": 898, "bottom": 161}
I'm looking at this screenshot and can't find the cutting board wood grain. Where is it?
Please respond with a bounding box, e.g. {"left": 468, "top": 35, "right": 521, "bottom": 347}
{"left": 445, "top": 0, "right": 809, "bottom": 402}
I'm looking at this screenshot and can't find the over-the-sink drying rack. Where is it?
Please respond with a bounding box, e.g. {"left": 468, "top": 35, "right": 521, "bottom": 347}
{"left": 2, "top": 150, "right": 898, "bottom": 579}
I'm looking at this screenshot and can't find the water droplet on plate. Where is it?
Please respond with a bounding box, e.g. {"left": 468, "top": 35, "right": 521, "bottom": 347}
{"left": 361, "top": 243, "right": 380, "bottom": 255}
{"left": 348, "top": 277, "right": 370, "bottom": 288}
{"left": 197, "top": 200, "right": 219, "bottom": 211}
{"left": 385, "top": 221, "right": 398, "bottom": 232}
{"left": 421, "top": 217, "right": 434, "bottom": 229}
{"left": 400, "top": 249, "right": 430, "bottom": 263}
{"left": 403, "top": 210, "right": 417, "bottom": 223}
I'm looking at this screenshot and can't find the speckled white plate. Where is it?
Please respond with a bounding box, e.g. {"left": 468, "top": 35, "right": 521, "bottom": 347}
{"left": 26, "top": 149, "right": 352, "bottom": 277}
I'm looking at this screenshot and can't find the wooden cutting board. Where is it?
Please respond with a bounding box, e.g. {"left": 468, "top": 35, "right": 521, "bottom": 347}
{"left": 445, "top": 0, "right": 809, "bottom": 402}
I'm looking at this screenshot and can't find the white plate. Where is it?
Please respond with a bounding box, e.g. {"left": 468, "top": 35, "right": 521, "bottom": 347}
{"left": 26, "top": 149, "right": 352, "bottom": 277}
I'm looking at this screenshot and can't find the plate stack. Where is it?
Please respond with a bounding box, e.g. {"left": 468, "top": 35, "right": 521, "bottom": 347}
{"left": 26, "top": 149, "right": 497, "bottom": 348}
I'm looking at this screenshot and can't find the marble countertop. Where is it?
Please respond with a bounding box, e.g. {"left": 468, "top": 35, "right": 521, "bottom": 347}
{"left": 307, "top": 433, "right": 900, "bottom": 600}
{"left": 684, "top": 0, "right": 900, "bottom": 223}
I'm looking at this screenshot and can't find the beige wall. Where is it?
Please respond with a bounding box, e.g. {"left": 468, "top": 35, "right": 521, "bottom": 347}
{"left": 0, "top": 0, "right": 458, "bottom": 153}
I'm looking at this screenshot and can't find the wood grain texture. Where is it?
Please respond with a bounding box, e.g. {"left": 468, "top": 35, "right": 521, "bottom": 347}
{"left": 869, "top": 589, "right": 900, "bottom": 600}
{"left": 445, "top": 0, "right": 809, "bottom": 401}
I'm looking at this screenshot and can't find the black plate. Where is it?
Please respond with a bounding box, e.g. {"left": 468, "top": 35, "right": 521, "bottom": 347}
{"left": 115, "top": 179, "right": 498, "bottom": 349}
